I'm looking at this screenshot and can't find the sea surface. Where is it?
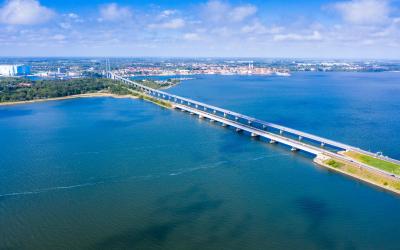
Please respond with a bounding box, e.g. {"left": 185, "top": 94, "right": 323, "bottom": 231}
{"left": 1, "top": 72, "right": 400, "bottom": 249}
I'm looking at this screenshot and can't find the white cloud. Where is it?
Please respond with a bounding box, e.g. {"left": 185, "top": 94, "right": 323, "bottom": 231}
{"left": 333, "top": 0, "right": 391, "bottom": 25}
{"left": 202, "top": 1, "right": 257, "bottom": 23}
{"left": 59, "top": 22, "right": 71, "bottom": 29}
{"left": 202, "top": 0, "right": 229, "bottom": 23}
{"left": 273, "top": 31, "right": 323, "bottom": 42}
{"left": 52, "top": 34, "right": 66, "bottom": 41}
{"left": 67, "top": 13, "right": 79, "bottom": 19}
{"left": 149, "top": 18, "right": 185, "bottom": 29}
{"left": 183, "top": 33, "right": 201, "bottom": 41}
{"left": 229, "top": 5, "right": 257, "bottom": 22}
{"left": 159, "top": 9, "right": 177, "bottom": 19}
{"left": 0, "top": 0, "right": 54, "bottom": 25}
{"left": 99, "top": 3, "right": 132, "bottom": 22}
{"left": 241, "top": 21, "right": 283, "bottom": 34}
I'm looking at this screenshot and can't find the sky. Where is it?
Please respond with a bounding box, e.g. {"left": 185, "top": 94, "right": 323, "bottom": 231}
{"left": 0, "top": 0, "right": 399, "bottom": 59}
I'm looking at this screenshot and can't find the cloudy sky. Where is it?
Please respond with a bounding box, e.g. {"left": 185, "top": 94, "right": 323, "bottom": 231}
{"left": 0, "top": 0, "right": 399, "bottom": 58}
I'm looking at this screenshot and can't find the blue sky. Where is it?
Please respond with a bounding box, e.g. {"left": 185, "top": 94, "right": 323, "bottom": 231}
{"left": 0, "top": 0, "right": 399, "bottom": 58}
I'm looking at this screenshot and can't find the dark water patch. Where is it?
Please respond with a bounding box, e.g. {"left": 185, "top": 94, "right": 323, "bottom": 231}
{"left": 174, "top": 199, "right": 223, "bottom": 216}
{"left": 294, "top": 196, "right": 331, "bottom": 227}
{"left": 217, "top": 133, "right": 249, "bottom": 154}
{"left": 0, "top": 246, "right": 20, "bottom": 250}
{"left": 153, "top": 186, "right": 222, "bottom": 220}
{"left": 0, "top": 109, "right": 33, "bottom": 119}
{"left": 228, "top": 213, "right": 253, "bottom": 239}
{"left": 96, "top": 116, "right": 152, "bottom": 127}
{"left": 294, "top": 196, "right": 336, "bottom": 249}
{"left": 154, "top": 185, "right": 203, "bottom": 208}
{"left": 92, "top": 220, "right": 182, "bottom": 250}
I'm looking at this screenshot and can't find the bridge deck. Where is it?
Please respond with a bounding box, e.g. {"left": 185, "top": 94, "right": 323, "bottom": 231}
{"left": 112, "top": 73, "right": 400, "bottom": 168}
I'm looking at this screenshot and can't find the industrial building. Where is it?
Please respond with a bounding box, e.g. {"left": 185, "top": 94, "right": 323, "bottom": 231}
{"left": 0, "top": 64, "right": 31, "bottom": 77}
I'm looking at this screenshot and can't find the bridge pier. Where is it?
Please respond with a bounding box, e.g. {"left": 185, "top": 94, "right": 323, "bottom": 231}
{"left": 251, "top": 133, "right": 259, "bottom": 137}
{"left": 112, "top": 74, "right": 372, "bottom": 163}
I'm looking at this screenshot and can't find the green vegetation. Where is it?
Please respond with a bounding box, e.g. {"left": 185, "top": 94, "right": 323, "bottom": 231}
{"left": 344, "top": 151, "right": 400, "bottom": 175}
{"left": 322, "top": 157, "right": 400, "bottom": 192}
{"left": 0, "top": 77, "right": 177, "bottom": 108}
{"left": 137, "top": 93, "right": 172, "bottom": 108}
{"left": 135, "top": 79, "right": 180, "bottom": 89}
{"left": 0, "top": 78, "right": 112, "bottom": 102}
{"left": 326, "top": 159, "right": 344, "bottom": 168}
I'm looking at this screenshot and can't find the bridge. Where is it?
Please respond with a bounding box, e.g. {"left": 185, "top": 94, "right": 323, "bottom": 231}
{"left": 109, "top": 73, "right": 400, "bottom": 179}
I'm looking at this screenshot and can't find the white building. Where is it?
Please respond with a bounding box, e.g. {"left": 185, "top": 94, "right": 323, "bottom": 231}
{"left": 0, "top": 64, "right": 31, "bottom": 77}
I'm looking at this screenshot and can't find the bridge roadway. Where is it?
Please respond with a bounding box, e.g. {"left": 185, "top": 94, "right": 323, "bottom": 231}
{"left": 111, "top": 73, "right": 400, "bottom": 168}
{"left": 174, "top": 103, "right": 400, "bottom": 179}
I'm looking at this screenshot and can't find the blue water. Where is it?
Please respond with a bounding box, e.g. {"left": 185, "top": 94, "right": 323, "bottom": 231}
{"left": 0, "top": 72, "right": 400, "bottom": 249}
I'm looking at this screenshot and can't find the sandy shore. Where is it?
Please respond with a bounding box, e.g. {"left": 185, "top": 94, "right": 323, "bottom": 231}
{"left": 0, "top": 92, "right": 138, "bottom": 106}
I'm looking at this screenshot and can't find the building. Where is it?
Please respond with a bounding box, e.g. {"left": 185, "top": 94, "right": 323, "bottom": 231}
{"left": 0, "top": 64, "right": 31, "bottom": 77}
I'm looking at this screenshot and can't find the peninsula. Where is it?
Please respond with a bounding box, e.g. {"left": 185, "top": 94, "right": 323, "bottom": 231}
{"left": 0, "top": 77, "right": 177, "bottom": 108}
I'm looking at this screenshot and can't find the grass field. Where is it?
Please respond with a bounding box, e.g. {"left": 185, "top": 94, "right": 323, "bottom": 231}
{"left": 326, "top": 159, "right": 345, "bottom": 168}
{"left": 344, "top": 151, "right": 400, "bottom": 175}
{"left": 322, "top": 157, "right": 400, "bottom": 192}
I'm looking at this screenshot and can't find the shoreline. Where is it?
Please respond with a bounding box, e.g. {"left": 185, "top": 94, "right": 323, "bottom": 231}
{"left": 314, "top": 154, "right": 400, "bottom": 195}
{"left": 0, "top": 92, "right": 139, "bottom": 106}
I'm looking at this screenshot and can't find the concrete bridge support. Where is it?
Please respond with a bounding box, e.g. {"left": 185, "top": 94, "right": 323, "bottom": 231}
{"left": 251, "top": 133, "right": 259, "bottom": 137}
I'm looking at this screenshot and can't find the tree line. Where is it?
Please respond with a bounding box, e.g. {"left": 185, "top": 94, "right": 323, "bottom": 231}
{"left": 0, "top": 77, "right": 175, "bottom": 103}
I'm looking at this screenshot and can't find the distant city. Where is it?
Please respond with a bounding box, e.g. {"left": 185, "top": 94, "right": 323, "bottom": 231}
{"left": 1, "top": 58, "right": 399, "bottom": 80}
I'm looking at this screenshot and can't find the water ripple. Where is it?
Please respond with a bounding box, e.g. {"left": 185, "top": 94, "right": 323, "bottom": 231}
{"left": 0, "top": 153, "right": 290, "bottom": 200}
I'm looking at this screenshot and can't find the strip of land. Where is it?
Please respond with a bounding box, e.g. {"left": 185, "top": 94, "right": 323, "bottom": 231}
{"left": 0, "top": 92, "right": 138, "bottom": 106}
{"left": 314, "top": 154, "right": 400, "bottom": 194}
{"left": 342, "top": 151, "right": 400, "bottom": 175}
{"left": 0, "top": 77, "right": 176, "bottom": 108}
